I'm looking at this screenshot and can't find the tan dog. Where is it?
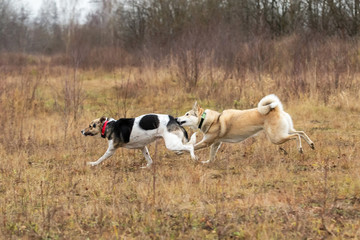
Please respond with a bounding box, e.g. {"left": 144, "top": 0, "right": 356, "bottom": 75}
{"left": 177, "top": 94, "right": 314, "bottom": 163}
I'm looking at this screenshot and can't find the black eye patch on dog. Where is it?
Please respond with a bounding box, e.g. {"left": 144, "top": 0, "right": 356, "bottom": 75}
{"left": 139, "top": 114, "right": 160, "bottom": 130}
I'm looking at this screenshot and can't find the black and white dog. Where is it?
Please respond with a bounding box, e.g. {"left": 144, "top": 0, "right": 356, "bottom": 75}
{"left": 81, "top": 114, "right": 196, "bottom": 167}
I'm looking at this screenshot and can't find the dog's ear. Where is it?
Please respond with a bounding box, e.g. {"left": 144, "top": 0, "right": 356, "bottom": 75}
{"left": 100, "top": 116, "right": 107, "bottom": 123}
{"left": 193, "top": 101, "right": 201, "bottom": 113}
{"left": 192, "top": 101, "right": 198, "bottom": 111}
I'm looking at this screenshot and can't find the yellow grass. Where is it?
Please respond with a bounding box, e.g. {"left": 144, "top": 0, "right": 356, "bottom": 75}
{"left": 1, "top": 63, "right": 360, "bottom": 239}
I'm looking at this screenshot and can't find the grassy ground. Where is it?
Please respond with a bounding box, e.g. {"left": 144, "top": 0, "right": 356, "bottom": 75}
{"left": 1, "top": 65, "right": 360, "bottom": 239}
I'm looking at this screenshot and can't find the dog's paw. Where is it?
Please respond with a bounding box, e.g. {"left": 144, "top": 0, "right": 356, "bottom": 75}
{"left": 310, "top": 143, "right": 315, "bottom": 150}
{"left": 201, "top": 160, "right": 211, "bottom": 164}
{"left": 140, "top": 163, "right": 152, "bottom": 169}
{"left": 279, "top": 147, "right": 288, "bottom": 155}
{"left": 191, "top": 154, "right": 198, "bottom": 161}
{"left": 298, "top": 147, "right": 303, "bottom": 154}
{"left": 87, "top": 162, "right": 97, "bottom": 167}
{"left": 175, "top": 151, "right": 184, "bottom": 155}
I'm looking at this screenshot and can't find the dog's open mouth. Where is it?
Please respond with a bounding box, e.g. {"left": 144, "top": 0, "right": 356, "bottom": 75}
{"left": 176, "top": 119, "right": 186, "bottom": 125}
{"left": 82, "top": 131, "right": 96, "bottom": 136}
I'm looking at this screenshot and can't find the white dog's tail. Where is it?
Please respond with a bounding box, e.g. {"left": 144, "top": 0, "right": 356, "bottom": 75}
{"left": 257, "top": 94, "right": 283, "bottom": 115}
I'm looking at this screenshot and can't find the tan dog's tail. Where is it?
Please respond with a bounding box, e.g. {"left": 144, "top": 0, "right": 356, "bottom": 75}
{"left": 257, "top": 94, "right": 283, "bottom": 115}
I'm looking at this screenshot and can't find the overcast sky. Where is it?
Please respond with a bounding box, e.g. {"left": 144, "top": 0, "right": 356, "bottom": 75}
{"left": 16, "top": 0, "right": 98, "bottom": 21}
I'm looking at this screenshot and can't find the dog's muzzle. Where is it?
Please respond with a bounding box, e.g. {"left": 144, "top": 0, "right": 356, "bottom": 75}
{"left": 175, "top": 118, "right": 186, "bottom": 125}
{"left": 81, "top": 130, "right": 94, "bottom": 136}
{"left": 179, "top": 121, "right": 186, "bottom": 125}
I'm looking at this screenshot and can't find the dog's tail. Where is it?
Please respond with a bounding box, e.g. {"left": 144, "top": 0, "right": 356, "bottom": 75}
{"left": 257, "top": 94, "right": 283, "bottom": 115}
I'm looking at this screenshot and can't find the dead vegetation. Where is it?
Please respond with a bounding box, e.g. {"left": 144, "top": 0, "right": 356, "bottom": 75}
{"left": 1, "top": 0, "right": 360, "bottom": 238}
{"left": 1, "top": 42, "right": 360, "bottom": 238}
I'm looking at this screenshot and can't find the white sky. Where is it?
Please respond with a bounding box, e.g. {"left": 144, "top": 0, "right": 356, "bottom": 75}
{"left": 16, "top": 0, "right": 99, "bottom": 22}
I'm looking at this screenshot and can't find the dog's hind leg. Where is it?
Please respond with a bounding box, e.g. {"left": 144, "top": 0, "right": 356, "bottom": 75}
{"left": 188, "top": 133, "right": 197, "bottom": 145}
{"left": 88, "top": 140, "right": 116, "bottom": 166}
{"left": 202, "top": 142, "right": 222, "bottom": 164}
{"left": 282, "top": 112, "right": 314, "bottom": 151}
{"left": 271, "top": 134, "right": 303, "bottom": 153}
{"left": 294, "top": 134, "right": 303, "bottom": 153}
{"left": 289, "top": 129, "right": 315, "bottom": 149}
{"left": 174, "top": 133, "right": 197, "bottom": 156}
{"left": 141, "top": 146, "right": 153, "bottom": 168}
{"left": 163, "top": 132, "right": 197, "bottom": 160}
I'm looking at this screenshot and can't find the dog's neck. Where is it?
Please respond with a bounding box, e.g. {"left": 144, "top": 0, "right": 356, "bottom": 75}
{"left": 101, "top": 120, "right": 109, "bottom": 138}
{"left": 197, "top": 108, "right": 206, "bottom": 130}
{"left": 198, "top": 113, "right": 206, "bottom": 130}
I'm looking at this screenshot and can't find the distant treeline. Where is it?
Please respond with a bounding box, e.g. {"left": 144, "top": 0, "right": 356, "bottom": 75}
{"left": 1, "top": 0, "right": 359, "bottom": 67}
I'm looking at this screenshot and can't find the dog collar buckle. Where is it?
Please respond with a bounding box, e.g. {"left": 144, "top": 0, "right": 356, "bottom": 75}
{"left": 101, "top": 120, "right": 109, "bottom": 138}
{"left": 198, "top": 112, "right": 206, "bottom": 129}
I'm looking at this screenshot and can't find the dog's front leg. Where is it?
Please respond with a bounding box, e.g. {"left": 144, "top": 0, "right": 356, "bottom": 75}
{"left": 140, "top": 146, "right": 153, "bottom": 168}
{"left": 202, "top": 142, "right": 222, "bottom": 164}
{"left": 194, "top": 139, "right": 213, "bottom": 151}
{"left": 87, "top": 140, "right": 116, "bottom": 166}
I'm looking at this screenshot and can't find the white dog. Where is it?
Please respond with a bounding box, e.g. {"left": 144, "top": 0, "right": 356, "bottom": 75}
{"left": 177, "top": 94, "right": 314, "bottom": 163}
{"left": 81, "top": 114, "right": 196, "bottom": 167}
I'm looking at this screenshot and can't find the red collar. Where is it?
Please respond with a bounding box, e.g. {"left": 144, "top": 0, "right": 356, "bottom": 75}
{"left": 101, "top": 120, "right": 109, "bottom": 138}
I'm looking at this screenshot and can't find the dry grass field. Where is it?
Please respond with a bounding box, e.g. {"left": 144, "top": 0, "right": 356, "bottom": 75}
{"left": 1, "top": 57, "right": 360, "bottom": 239}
